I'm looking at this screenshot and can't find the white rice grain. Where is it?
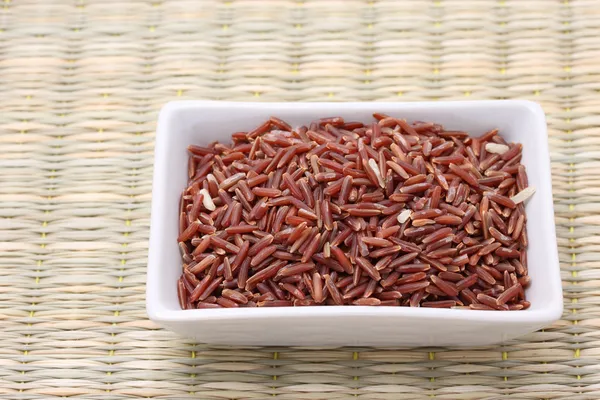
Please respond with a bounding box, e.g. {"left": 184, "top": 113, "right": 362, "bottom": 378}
{"left": 368, "top": 158, "right": 385, "bottom": 188}
{"left": 485, "top": 143, "right": 510, "bottom": 155}
{"left": 397, "top": 209, "right": 412, "bottom": 224}
{"left": 510, "top": 186, "right": 536, "bottom": 204}
{"left": 199, "top": 188, "right": 216, "bottom": 211}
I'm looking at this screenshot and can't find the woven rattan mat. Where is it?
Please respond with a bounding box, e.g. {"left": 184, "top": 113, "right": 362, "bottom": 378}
{"left": 1, "top": 0, "right": 599, "bottom": 398}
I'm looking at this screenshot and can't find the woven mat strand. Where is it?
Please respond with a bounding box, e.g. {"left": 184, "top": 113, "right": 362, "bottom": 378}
{"left": 1, "top": 0, "right": 599, "bottom": 399}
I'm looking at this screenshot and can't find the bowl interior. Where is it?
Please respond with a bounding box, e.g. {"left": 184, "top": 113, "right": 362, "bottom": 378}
{"left": 150, "top": 101, "right": 560, "bottom": 316}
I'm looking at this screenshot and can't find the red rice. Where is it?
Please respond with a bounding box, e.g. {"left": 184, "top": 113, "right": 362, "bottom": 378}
{"left": 177, "top": 115, "right": 531, "bottom": 309}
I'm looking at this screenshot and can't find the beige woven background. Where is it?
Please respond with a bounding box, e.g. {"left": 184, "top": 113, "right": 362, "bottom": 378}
{"left": 1, "top": 0, "right": 599, "bottom": 398}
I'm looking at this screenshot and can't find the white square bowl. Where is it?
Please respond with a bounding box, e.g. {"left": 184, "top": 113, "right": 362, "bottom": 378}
{"left": 147, "top": 100, "right": 563, "bottom": 347}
